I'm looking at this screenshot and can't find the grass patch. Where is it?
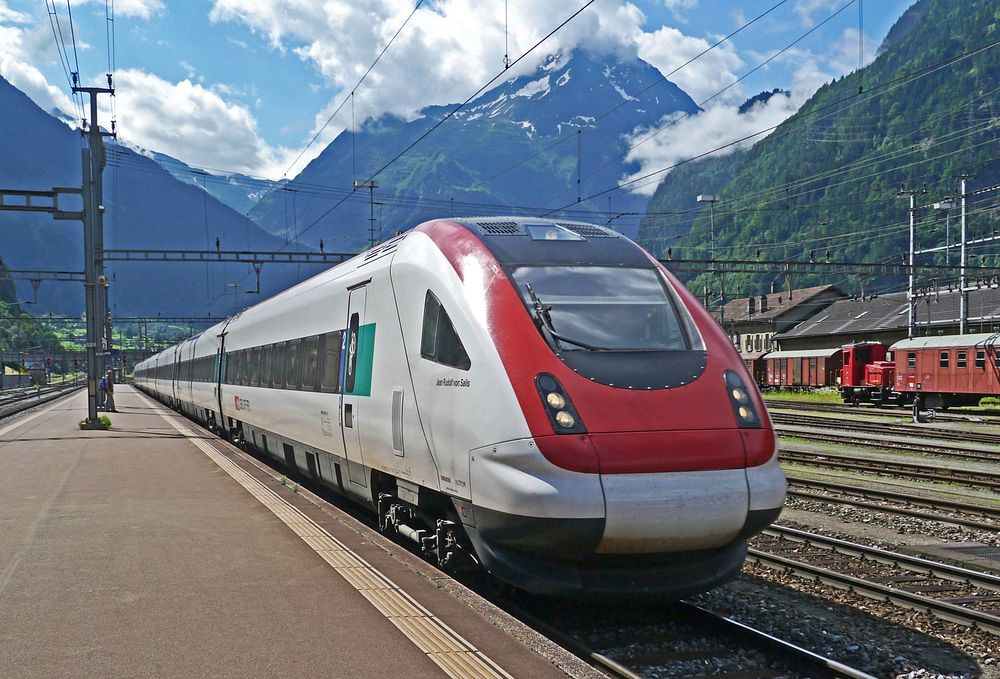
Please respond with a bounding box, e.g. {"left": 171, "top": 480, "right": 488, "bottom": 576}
{"left": 763, "top": 388, "right": 843, "bottom": 403}
{"left": 78, "top": 415, "right": 111, "bottom": 430}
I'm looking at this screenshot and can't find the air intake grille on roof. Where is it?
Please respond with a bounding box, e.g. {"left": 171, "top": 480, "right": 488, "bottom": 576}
{"left": 559, "top": 223, "right": 617, "bottom": 238}
{"left": 476, "top": 221, "right": 524, "bottom": 236}
{"left": 363, "top": 233, "right": 406, "bottom": 260}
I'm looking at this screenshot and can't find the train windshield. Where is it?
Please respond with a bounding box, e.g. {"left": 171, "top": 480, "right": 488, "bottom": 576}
{"left": 511, "top": 266, "right": 690, "bottom": 352}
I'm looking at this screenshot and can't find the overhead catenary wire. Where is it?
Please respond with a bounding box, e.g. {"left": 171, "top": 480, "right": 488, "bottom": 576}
{"left": 281, "top": 0, "right": 427, "bottom": 180}
{"left": 462, "top": 0, "right": 796, "bottom": 198}
{"left": 638, "top": 107, "right": 1000, "bottom": 239}
{"left": 105, "top": 110, "right": 994, "bottom": 238}
{"left": 272, "top": 0, "right": 600, "bottom": 255}
{"left": 559, "top": 36, "right": 1000, "bottom": 213}
{"left": 571, "top": 0, "right": 858, "bottom": 194}
{"left": 44, "top": 0, "right": 84, "bottom": 122}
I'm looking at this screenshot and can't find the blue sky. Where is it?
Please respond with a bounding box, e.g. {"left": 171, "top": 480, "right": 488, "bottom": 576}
{"left": 1, "top": 0, "right": 915, "bottom": 181}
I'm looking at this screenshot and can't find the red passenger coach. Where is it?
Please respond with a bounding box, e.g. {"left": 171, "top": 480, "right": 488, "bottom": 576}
{"left": 766, "top": 348, "right": 842, "bottom": 387}
{"left": 891, "top": 333, "right": 1000, "bottom": 410}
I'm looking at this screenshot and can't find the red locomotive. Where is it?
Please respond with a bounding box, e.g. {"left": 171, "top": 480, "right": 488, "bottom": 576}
{"left": 840, "top": 342, "right": 905, "bottom": 406}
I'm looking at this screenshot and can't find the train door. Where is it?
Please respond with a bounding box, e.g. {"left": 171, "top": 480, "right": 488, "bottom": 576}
{"left": 186, "top": 341, "right": 195, "bottom": 406}
{"left": 341, "top": 285, "right": 370, "bottom": 488}
{"left": 171, "top": 345, "right": 181, "bottom": 406}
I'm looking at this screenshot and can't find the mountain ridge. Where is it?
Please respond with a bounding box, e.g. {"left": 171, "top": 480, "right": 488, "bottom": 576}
{"left": 248, "top": 49, "right": 699, "bottom": 244}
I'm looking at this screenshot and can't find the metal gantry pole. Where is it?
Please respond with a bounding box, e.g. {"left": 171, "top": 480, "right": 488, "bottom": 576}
{"left": 907, "top": 192, "right": 916, "bottom": 338}
{"left": 960, "top": 177, "right": 969, "bottom": 335}
{"left": 74, "top": 85, "right": 114, "bottom": 427}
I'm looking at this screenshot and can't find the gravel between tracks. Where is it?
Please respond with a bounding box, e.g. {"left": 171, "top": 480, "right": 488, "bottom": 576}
{"left": 785, "top": 494, "right": 1000, "bottom": 547}
{"left": 692, "top": 566, "right": 999, "bottom": 679}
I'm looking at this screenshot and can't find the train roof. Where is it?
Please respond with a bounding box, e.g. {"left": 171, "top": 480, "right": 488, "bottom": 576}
{"left": 764, "top": 347, "right": 841, "bottom": 359}
{"left": 890, "top": 333, "right": 1000, "bottom": 350}
{"left": 450, "top": 217, "right": 649, "bottom": 267}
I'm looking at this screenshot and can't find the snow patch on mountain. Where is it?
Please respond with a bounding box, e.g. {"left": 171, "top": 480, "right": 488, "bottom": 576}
{"left": 513, "top": 120, "right": 537, "bottom": 136}
{"left": 513, "top": 75, "right": 551, "bottom": 99}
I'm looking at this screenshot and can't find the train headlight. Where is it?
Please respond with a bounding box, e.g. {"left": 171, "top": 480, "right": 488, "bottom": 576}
{"left": 725, "top": 370, "right": 762, "bottom": 428}
{"left": 546, "top": 392, "right": 566, "bottom": 409}
{"left": 535, "top": 373, "right": 586, "bottom": 434}
{"left": 554, "top": 411, "right": 575, "bottom": 428}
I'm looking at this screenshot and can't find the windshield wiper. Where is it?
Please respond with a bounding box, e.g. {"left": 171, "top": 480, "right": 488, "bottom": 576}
{"left": 524, "top": 283, "right": 609, "bottom": 351}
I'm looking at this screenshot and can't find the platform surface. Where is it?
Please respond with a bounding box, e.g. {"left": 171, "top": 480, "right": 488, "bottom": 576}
{"left": 0, "top": 386, "right": 589, "bottom": 679}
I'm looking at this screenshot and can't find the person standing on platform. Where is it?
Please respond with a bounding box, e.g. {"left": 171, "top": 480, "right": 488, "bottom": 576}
{"left": 103, "top": 369, "right": 117, "bottom": 412}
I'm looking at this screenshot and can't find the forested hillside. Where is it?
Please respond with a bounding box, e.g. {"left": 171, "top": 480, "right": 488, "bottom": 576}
{"left": 638, "top": 0, "right": 1000, "bottom": 298}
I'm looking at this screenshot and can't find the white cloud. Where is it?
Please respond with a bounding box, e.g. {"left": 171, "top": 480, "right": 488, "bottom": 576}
{"left": 103, "top": 69, "right": 294, "bottom": 177}
{"left": 665, "top": 0, "right": 698, "bottom": 8}
{"left": 635, "top": 25, "right": 744, "bottom": 104}
{"left": 793, "top": 0, "right": 843, "bottom": 27}
{"left": 73, "top": 0, "right": 164, "bottom": 20}
{"left": 620, "top": 93, "right": 799, "bottom": 196}
{"left": 0, "top": 20, "right": 77, "bottom": 118}
{"left": 208, "top": 0, "right": 647, "bottom": 147}
{"left": 622, "top": 21, "right": 875, "bottom": 195}
{"left": 0, "top": 1, "right": 29, "bottom": 23}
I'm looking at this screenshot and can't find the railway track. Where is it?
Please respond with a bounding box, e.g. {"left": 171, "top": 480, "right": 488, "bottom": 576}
{"left": 786, "top": 475, "right": 1000, "bottom": 531}
{"left": 749, "top": 525, "right": 1000, "bottom": 636}
{"left": 766, "top": 398, "right": 1000, "bottom": 422}
{"left": 0, "top": 380, "right": 84, "bottom": 419}
{"left": 504, "top": 597, "right": 875, "bottom": 678}
{"left": 233, "top": 419, "right": 875, "bottom": 678}
{"left": 780, "top": 447, "right": 1000, "bottom": 491}
{"left": 776, "top": 424, "right": 999, "bottom": 462}
{"left": 771, "top": 411, "right": 1000, "bottom": 448}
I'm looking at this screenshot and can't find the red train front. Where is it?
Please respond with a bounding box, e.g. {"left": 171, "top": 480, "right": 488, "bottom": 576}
{"left": 416, "top": 217, "right": 786, "bottom": 598}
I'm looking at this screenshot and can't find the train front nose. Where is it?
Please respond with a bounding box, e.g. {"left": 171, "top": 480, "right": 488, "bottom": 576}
{"left": 586, "top": 430, "right": 753, "bottom": 554}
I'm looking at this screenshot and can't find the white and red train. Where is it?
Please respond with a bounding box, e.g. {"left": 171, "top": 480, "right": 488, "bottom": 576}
{"left": 134, "top": 217, "right": 786, "bottom": 598}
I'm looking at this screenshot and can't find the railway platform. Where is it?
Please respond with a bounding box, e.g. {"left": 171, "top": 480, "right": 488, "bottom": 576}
{"left": 0, "top": 386, "right": 594, "bottom": 679}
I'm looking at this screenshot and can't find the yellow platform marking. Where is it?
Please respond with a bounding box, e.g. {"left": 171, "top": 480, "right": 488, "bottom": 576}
{"left": 144, "top": 395, "right": 512, "bottom": 679}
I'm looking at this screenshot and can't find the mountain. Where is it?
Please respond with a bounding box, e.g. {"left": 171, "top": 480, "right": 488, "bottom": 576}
{"left": 638, "top": 0, "right": 1000, "bottom": 298}
{"left": 249, "top": 50, "right": 699, "bottom": 245}
{"left": 144, "top": 148, "right": 280, "bottom": 215}
{"left": 0, "top": 74, "right": 324, "bottom": 317}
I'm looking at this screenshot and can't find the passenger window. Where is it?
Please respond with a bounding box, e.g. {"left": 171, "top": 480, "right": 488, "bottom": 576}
{"left": 261, "top": 345, "right": 272, "bottom": 387}
{"left": 272, "top": 343, "right": 286, "bottom": 387}
{"left": 907, "top": 352, "right": 916, "bottom": 368}
{"left": 939, "top": 351, "right": 949, "bottom": 368}
{"left": 302, "top": 336, "right": 319, "bottom": 389}
{"left": 976, "top": 350, "right": 985, "bottom": 369}
{"left": 250, "top": 347, "right": 261, "bottom": 385}
{"left": 285, "top": 340, "right": 301, "bottom": 389}
{"left": 420, "top": 291, "right": 471, "bottom": 370}
{"left": 957, "top": 351, "right": 967, "bottom": 369}
{"left": 321, "top": 331, "right": 343, "bottom": 392}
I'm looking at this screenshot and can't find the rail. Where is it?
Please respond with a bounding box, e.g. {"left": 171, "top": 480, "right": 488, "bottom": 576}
{"left": 750, "top": 526, "right": 1000, "bottom": 636}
